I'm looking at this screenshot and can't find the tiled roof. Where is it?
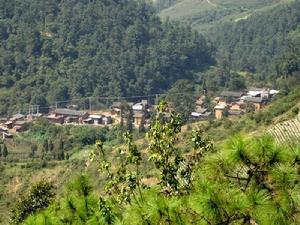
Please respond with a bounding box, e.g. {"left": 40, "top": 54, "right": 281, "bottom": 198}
{"left": 53, "top": 108, "right": 88, "bottom": 117}
{"left": 244, "top": 96, "right": 263, "bottom": 103}
{"left": 248, "top": 87, "right": 267, "bottom": 92}
{"left": 220, "top": 91, "right": 244, "bottom": 98}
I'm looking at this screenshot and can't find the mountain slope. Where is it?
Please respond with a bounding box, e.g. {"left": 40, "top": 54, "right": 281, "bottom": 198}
{"left": 0, "top": 0, "right": 213, "bottom": 115}
{"left": 159, "top": 0, "right": 289, "bottom": 31}
{"left": 209, "top": 0, "right": 300, "bottom": 79}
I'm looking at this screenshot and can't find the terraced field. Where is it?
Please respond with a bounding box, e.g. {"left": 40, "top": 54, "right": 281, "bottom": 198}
{"left": 268, "top": 115, "right": 300, "bottom": 145}
{"left": 159, "top": 0, "right": 292, "bottom": 32}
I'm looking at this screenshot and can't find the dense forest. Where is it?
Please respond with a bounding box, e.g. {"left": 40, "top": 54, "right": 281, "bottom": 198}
{"left": 210, "top": 0, "right": 300, "bottom": 81}
{"left": 0, "top": 0, "right": 213, "bottom": 115}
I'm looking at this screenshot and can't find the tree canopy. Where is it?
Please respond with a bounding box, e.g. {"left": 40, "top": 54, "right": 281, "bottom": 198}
{"left": 0, "top": 0, "right": 213, "bottom": 115}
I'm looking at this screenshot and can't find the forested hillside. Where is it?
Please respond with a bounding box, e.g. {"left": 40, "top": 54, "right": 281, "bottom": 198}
{"left": 210, "top": 0, "right": 300, "bottom": 80}
{"left": 0, "top": 0, "right": 213, "bottom": 115}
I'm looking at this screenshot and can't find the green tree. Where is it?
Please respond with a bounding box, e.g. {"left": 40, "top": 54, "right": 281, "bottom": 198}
{"left": 189, "top": 135, "right": 300, "bottom": 224}
{"left": 29, "top": 144, "right": 37, "bottom": 159}
{"left": 42, "top": 139, "right": 49, "bottom": 153}
{"left": 48, "top": 140, "right": 54, "bottom": 152}
{"left": 166, "top": 79, "right": 196, "bottom": 121}
{"left": 2, "top": 144, "right": 8, "bottom": 158}
{"left": 57, "top": 139, "right": 64, "bottom": 160}
{"left": 10, "top": 181, "right": 55, "bottom": 224}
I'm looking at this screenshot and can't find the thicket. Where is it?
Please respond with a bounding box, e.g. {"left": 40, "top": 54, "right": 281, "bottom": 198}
{"left": 25, "top": 119, "right": 115, "bottom": 148}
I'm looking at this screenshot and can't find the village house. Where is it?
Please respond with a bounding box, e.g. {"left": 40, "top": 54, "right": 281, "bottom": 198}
{"left": 131, "top": 100, "right": 151, "bottom": 126}
{"left": 111, "top": 102, "right": 122, "bottom": 115}
{"left": 243, "top": 96, "right": 264, "bottom": 111}
{"left": 0, "top": 117, "right": 8, "bottom": 124}
{"left": 102, "top": 116, "right": 112, "bottom": 125}
{"left": 270, "top": 89, "right": 279, "bottom": 97}
{"left": 47, "top": 108, "right": 89, "bottom": 124}
{"left": 228, "top": 102, "right": 244, "bottom": 116}
{"left": 132, "top": 100, "right": 149, "bottom": 113}
{"left": 213, "top": 91, "right": 245, "bottom": 119}
{"left": 191, "top": 96, "right": 211, "bottom": 119}
{"left": 133, "top": 112, "right": 144, "bottom": 127}
{"left": 247, "top": 87, "right": 269, "bottom": 99}
{"left": 46, "top": 114, "right": 64, "bottom": 124}
{"left": 27, "top": 113, "right": 43, "bottom": 122}
{"left": 12, "top": 120, "right": 27, "bottom": 132}
{"left": 5, "top": 121, "right": 14, "bottom": 129}
{"left": 84, "top": 115, "right": 102, "bottom": 125}
{"left": 214, "top": 104, "right": 227, "bottom": 120}
{"left": 219, "top": 91, "right": 244, "bottom": 104}
{"left": 132, "top": 103, "right": 144, "bottom": 112}
{"left": 0, "top": 126, "right": 13, "bottom": 139}
{"left": 10, "top": 113, "right": 25, "bottom": 123}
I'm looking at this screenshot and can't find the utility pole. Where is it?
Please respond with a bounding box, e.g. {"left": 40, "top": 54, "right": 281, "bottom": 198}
{"left": 89, "top": 97, "right": 92, "bottom": 113}
{"left": 155, "top": 94, "right": 159, "bottom": 105}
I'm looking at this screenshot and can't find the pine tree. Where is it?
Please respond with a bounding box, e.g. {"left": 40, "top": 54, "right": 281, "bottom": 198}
{"left": 48, "top": 140, "right": 54, "bottom": 152}
{"left": 29, "top": 144, "right": 37, "bottom": 159}
{"left": 126, "top": 110, "right": 133, "bottom": 133}
{"left": 2, "top": 144, "right": 8, "bottom": 158}
{"left": 42, "top": 139, "right": 49, "bottom": 153}
{"left": 57, "top": 139, "right": 65, "bottom": 160}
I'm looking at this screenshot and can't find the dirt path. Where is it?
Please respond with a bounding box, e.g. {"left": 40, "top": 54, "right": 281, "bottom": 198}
{"left": 206, "top": 0, "right": 218, "bottom": 8}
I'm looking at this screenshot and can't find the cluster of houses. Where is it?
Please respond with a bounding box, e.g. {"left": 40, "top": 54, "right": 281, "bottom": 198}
{"left": 0, "top": 109, "right": 115, "bottom": 139}
{"left": 191, "top": 95, "right": 212, "bottom": 119}
{"left": 0, "top": 88, "right": 279, "bottom": 138}
{"left": 0, "top": 113, "right": 29, "bottom": 139}
{"left": 111, "top": 100, "right": 151, "bottom": 127}
{"left": 0, "top": 99, "right": 153, "bottom": 138}
{"left": 46, "top": 108, "right": 113, "bottom": 125}
{"left": 212, "top": 87, "right": 279, "bottom": 119}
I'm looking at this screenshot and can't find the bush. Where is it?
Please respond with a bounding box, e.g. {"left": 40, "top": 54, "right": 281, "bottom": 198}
{"left": 11, "top": 181, "right": 55, "bottom": 224}
{"left": 292, "top": 107, "right": 299, "bottom": 115}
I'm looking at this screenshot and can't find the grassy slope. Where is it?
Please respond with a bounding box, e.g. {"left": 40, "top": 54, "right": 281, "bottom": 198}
{"left": 1, "top": 86, "right": 300, "bottom": 224}
{"left": 159, "top": 0, "right": 293, "bottom": 32}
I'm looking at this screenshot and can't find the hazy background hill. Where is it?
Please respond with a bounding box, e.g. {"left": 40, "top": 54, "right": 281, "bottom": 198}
{"left": 210, "top": 0, "right": 300, "bottom": 81}
{"left": 159, "top": 0, "right": 290, "bottom": 31}
{"left": 158, "top": 0, "right": 300, "bottom": 89}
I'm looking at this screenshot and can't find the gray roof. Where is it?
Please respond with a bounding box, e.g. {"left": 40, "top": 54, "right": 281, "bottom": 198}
{"left": 14, "top": 120, "right": 26, "bottom": 125}
{"left": 220, "top": 91, "right": 244, "bottom": 98}
{"left": 228, "top": 110, "right": 242, "bottom": 115}
{"left": 11, "top": 113, "right": 25, "bottom": 120}
{"left": 53, "top": 108, "right": 88, "bottom": 117}
{"left": 195, "top": 107, "right": 207, "bottom": 114}
{"left": 202, "top": 112, "right": 212, "bottom": 117}
{"left": 244, "top": 96, "right": 263, "bottom": 103}
{"left": 248, "top": 87, "right": 267, "bottom": 92}
{"left": 141, "top": 100, "right": 148, "bottom": 106}
{"left": 112, "top": 102, "right": 121, "bottom": 108}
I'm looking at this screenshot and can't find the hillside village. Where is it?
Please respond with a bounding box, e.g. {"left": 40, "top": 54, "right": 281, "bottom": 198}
{"left": 0, "top": 87, "right": 279, "bottom": 139}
